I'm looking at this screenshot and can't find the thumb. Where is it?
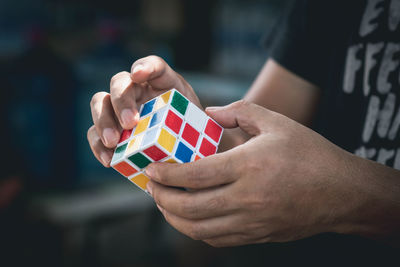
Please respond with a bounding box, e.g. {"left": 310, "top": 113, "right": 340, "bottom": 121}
{"left": 205, "top": 100, "right": 274, "bottom": 136}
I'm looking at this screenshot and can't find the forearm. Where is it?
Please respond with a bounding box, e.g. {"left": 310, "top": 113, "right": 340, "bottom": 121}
{"left": 217, "top": 59, "right": 320, "bottom": 151}
{"left": 333, "top": 151, "right": 400, "bottom": 246}
{"left": 244, "top": 59, "right": 320, "bottom": 126}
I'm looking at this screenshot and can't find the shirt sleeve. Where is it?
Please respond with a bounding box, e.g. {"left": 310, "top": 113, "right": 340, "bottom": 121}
{"left": 264, "top": 0, "right": 336, "bottom": 88}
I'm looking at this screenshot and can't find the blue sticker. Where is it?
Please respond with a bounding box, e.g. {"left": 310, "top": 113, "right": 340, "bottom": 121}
{"left": 140, "top": 99, "right": 156, "bottom": 117}
{"left": 175, "top": 142, "right": 193, "bottom": 163}
{"left": 149, "top": 108, "right": 166, "bottom": 128}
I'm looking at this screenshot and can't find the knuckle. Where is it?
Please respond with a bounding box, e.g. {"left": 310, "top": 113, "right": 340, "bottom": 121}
{"left": 157, "top": 171, "right": 171, "bottom": 185}
{"left": 235, "top": 99, "right": 251, "bottom": 109}
{"left": 246, "top": 159, "right": 264, "bottom": 174}
{"left": 185, "top": 166, "right": 202, "bottom": 188}
{"left": 217, "top": 154, "right": 234, "bottom": 180}
{"left": 245, "top": 194, "right": 266, "bottom": 212}
{"left": 87, "top": 126, "right": 95, "bottom": 142}
{"left": 152, "top": 191, "right": 164, "bottom": 209}
{"left": 90, "top": 91, "right": 107, "bottom": 107}
{"left": 147, "top": 55, "right": 164, "bottom": 64}
{"left": 110, "top": 73, "right": 131, "bottom": 97}
{"left": 110, "top": 71, "right": 129, "bottom": 86}
{"left": 181, "top": 198, "right": 197, "bottom": 217}
{"left": 147, "top": 55, "right": 167, "bottom": 74}
{"left": 206, "top": 196, "right": 226, "bottom": 212}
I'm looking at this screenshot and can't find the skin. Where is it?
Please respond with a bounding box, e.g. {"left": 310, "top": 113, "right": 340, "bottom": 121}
{"left": 88, "top": 56, "right": 201, "bottom": 166}
{"left": 88, "top": 56, "right": 400, "bottom": 247}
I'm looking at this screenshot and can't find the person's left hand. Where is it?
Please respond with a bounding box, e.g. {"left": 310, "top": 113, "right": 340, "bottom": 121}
{"left": 144, "top": 100, "right": 356, "bottom": 247}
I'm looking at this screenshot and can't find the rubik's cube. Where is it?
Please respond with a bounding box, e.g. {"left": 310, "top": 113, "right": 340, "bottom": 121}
{"left": 110, "top": 89, "right": 224, "bottom": 193}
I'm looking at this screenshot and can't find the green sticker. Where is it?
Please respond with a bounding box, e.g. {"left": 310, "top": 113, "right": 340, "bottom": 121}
{"left": 171, "top": 91, "right": 189, "bottom": 115}
{"left": 128, "top": 153, "right": 152, "bottom": 169}
{"left": 112, "top": 143, "right": 127, "bottom": 162}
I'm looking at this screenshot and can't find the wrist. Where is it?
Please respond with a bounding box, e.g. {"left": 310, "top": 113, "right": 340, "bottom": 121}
{"left": 328, "top": 151, "right": 400, "bottom": 244}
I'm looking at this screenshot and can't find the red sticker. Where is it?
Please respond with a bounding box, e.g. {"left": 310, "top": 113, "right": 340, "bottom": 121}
{"left": 119, "top": 129, "right": 132, "bottom": 143}
{"left": 204, "top": 119, "right": 222, "bottom": 143}
{"left": 199, "top": 138, "right": 217, "bottom": 157}
{"left": 143, "top": 145, "right": 168, "bottom": 161}
{"left": 165, "top": 110, "right": 183, "bottom": 134}
{"left": 181, "top": 123, "right": 200, "bottom": 148}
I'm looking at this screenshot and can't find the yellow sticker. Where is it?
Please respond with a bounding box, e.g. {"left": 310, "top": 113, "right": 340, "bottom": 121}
{"left": 164, "top": 158, "right": 178, "bottom": 163}
{"left": 129, "top": 173, "right": 150, "bottom": 190}
{"left": 154, "top": 90, "right": 172, "bottom": 111}
{"left": 158, "top": 128, "right": 176, "bottom": 153}
{"left": 133, "top": 116, "right": 150, "bottom": 136}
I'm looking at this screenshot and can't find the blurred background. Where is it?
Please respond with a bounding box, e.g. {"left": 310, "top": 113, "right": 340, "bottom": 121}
{"left": 0, "top": 0, "right": 287, "bottom": 266}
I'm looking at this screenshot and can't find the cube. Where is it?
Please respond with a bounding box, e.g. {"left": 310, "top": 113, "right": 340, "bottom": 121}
{"left": 110, "top": 89, "right": 224, "bottom": 194}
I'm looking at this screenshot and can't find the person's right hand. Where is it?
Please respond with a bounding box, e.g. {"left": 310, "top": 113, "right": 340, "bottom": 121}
{"left": 87, "top": 55, "right": 201, "bottom": 167}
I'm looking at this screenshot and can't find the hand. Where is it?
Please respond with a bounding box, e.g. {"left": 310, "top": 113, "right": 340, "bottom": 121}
{"left": 87, "top": 55, "right": 201, "bottom": 167}
{"left": 144, "top": 100, "right": 355, "bottom": 247}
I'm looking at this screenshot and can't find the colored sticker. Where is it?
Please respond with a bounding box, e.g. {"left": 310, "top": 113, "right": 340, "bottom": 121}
{"left": 199, "top": 137, "right": 217, "bottom": 157}
{"left": 128, "top": 153, "right": 152, "bottom": 169}
{"left": 112, "top": 143, "right": 128, "bottom": 163}
{"left": 143, "top": 145, "right": 168, "bottom": 161}
{"left": 113, "top": 161, "right": 138, "bottom": 177}
{"left": 119, "top": 129, "right": 133, "bottom": 143}
{"left": 204, "top": 119, "right": 223, "bottom": 143}
{"left": 154, "top": 90, "right": 172, "bottom": 111}
{"left": 129, "top": 173, "right": 150, "bottom": 190}
{"left": 181, "top": 123, "right": 200, "bottom": 148}
{"left": 158, "top": 128, "right": 176, "bottom": 153}
{"left": 171, "top": 91, "right": 189, "bottom": 115}
{"left": 140, "top": 99, "right": 156, "bottom": 116}
{"left": 164, "top": 158, "right": 178, "bottom": 163}
{"left": 165, "top": 110, "right": 183, "bottom": 134}
{"left": 133, "top": 116, "right": 151, "bottom": 136}
{"left": 175, "top": 142, "right": 193, "bottom": 163}
{"left": 149, "top": 108, "right": 166, "bottom": 128}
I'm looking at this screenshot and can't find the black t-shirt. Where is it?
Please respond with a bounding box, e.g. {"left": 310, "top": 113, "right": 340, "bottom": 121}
{"left": 260, "top": 0, "right": 399, "bottom": 264}
{"left": 267, "top": 0, "right": 400, "bottom": 169}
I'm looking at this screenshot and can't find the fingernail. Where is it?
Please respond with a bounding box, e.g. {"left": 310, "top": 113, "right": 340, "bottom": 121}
{"left": 146, "top": 182, "right": 153, "bottom": 195}
{"left": 121, "top": 109, "right": 135, "bottom": 127}
{"left": 132, "top": 64, "right": 144, "bottom": 75}
{"left": 100, "top": 152, "right": 111, "bottom": 165}
{"left": 134, "top": 112, "right": 140, "bottom": 123}
{"left": 103, "top": 128, "right": 119, "bottom": 146}
{"left": 145, "top": 165, "right": 154, "bottom": 177}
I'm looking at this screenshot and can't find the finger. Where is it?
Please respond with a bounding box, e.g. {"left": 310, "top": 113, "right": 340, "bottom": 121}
{"left": 131, "top": 55, "right": 184, "bottom": 91}
{"left": 90, "top": 91, "right": 121, "bottom": 148}
{"left": 87, "top": 125, "right": 114, "bottom": 167}
{"left": 145, "top": 152, "right": 238, "bottom": 189}
{"left": 205, "top": 100, "right": 279, "bottom": 136}
{"left": 147, "top": 180, "right": 236, "bottom": 220}
{"left": 156, "top": 204, "right": 239, "bottom": 241}
{"left": 204, "top": 234, "right": 253, "bottom": 248}
{"left": 109, "top": 71, "right": 140, "bottom": 129}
